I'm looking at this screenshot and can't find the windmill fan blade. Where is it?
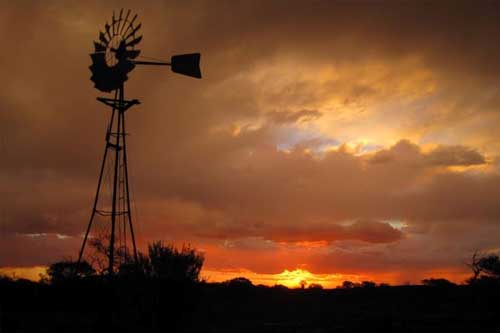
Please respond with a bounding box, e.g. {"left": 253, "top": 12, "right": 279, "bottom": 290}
{"left": 105, "top": 22, "right": 111, "bottom": 39}
{"left": 123, "top": 14, "right": 138, "bottom": 36}
{"left": 99, "top": 31, "right": 108, "bottom": 44}
{"left": 120, "top": 9, "right": 131, "bottom": 34}
{"left": 112, "top": 11, "right": 116, "bottom": 34}
{"left": 126, "top": 36, "right": 142, "bottom": 48}
{"left": 117, "top": 8, "right": 124, "bottom": 33}
{"left": 171, "top": 53, "right": 202, "bottom": 79}
{"left": 125, "top": 23, "right": 142, "bottom": 41}
{"left": 94, "top": 41, "right": 106, "bottom": 52}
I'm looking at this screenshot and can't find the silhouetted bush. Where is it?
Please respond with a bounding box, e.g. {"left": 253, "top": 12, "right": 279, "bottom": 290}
{"left": 45, "top": 241, "right": 204, "bottom": 285}
{"left": 340, "top": 280, "right": 377, "bottom": 289}
{"left": 422, "top": 278, "right": 456, "bottom": 287}
{"left": 47, "top": 260, "right": 95, "bottom": 283}
{"left": 117, "top": 252, "right": 152, "bottom": 278}
{"left": 308, "top": 283, "right": 323, "bottom": 290}
{"left": 361, "top": 280, "right": 376, "bottom": 288}
{"left": 224, "top": 277, "right": 253, "bottom": 288}
{"left": 272, "top": 284, "right": 289, "bottom": 291}
{"left": 148, "top": 241, "right": 204, "bottom": 282}
{"left": 342, "top": 280, "right": 356, "bottom": 289}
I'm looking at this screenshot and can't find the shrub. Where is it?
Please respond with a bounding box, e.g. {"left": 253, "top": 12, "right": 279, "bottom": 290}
{"left": 148, "top": 241, "right": 204, "bottom": 282}
{"left": 47, "top": 260, "right": 95, "bottom": 283}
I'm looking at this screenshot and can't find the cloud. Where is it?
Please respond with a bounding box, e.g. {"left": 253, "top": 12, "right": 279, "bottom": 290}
{"left": 425, "top": 145, "right": 486, "bottom": 166}
{"left": 0, "top": 233, "right": 79, "bottom": 267}
{"left": 269, "top": 220, "right": 403, "bottom": 244}
{"left": 369, "top": 140, "right": 487, "bottom": 167}
{"left": 198, "top": 219, "right": 403, "bottom": 244}
{"left": 267, "top": 109, "right": 322, "bottom": 124}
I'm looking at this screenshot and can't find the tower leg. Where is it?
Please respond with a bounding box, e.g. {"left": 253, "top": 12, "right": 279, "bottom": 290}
{"left": 108, "top": 86, "right": 123, "bottom": 276}
{"left": 77, "top": 91, "right": 118, "bottom": 269}
{"left": 77, "top": 139, "right": 110, "bottom": 266}
{"left": 120, "top": 85, "right": 139, "bottom": 264}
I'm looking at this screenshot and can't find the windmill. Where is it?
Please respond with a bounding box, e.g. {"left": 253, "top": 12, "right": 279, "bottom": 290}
{"left": 77, "top": 9, "right": 201, "bottom": 275}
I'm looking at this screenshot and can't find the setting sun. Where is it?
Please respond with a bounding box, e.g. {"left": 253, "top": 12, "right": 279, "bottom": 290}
{"left": 275, "top": 269, "right": 341, "bottom": 288}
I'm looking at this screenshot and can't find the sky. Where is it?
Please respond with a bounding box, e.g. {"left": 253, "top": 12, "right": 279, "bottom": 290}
{"left": 1, "top": 0, "right": 500, "bottom": 287}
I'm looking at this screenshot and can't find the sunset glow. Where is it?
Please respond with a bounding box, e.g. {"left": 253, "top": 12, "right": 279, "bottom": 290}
{"left": 201, "top": 268, "right": 363, "bottom": 289}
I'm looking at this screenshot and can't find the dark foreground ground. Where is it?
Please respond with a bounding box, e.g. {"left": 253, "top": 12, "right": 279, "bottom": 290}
{"left": 1, "top": 278, "right": 499, "bottom": 333}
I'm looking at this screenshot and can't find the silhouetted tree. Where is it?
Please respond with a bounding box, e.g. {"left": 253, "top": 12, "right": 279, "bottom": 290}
{"left": 466, "top": 250, "right": 483, "bottom": 283}
{"left": 466, "top": 251, "right": 500, "bottom": 284}
{"left": 342, "top": 280, "right": 355, "bottom": 289}
{"left": 422, "top": 278, "right": 456, "bottom": 287}
{"left": 224, "top": 277, "right": 253, "bottom": 287}
{"left": 47, "top": 260, "right": 95, "bottom": 283}
{"left": 272, "top": 284, "right": 289, "bottom": 290}
{"left": 308, "top": 283, "right": 323, "bottom": 290}
{"left": 148, "top": 241, "right": 204, "bottom": 282}
{"left": 361, "top": 281, "right": 376, "bottom": 288}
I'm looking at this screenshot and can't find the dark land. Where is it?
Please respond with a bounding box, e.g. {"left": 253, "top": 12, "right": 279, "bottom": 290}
{"left": 1, "top": 277, "right": 500, "bottom": 333}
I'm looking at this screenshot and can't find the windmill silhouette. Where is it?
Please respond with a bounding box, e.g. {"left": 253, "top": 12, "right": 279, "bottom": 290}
{"left": 77, "top": 9, "right": 201, "bottom": 275}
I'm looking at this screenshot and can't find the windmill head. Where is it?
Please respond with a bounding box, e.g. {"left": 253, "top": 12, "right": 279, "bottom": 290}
{"left": 90, "top": 10, "right": 202, "bottom": 93}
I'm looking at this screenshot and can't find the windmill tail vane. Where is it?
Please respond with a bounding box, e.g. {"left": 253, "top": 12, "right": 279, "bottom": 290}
{"left": 78, "top": 9, "right": 201, "bottom": 276}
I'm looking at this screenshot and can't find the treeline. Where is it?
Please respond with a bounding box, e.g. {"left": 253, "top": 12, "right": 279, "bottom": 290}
{"left": 4, "top": 244, "right": 500, "bottom": 288}
{"left": 2, "top": 247, "right": 500, "bottom": 332}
